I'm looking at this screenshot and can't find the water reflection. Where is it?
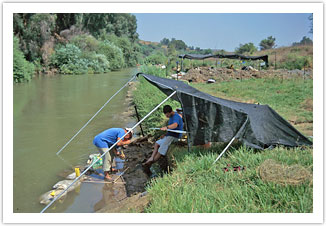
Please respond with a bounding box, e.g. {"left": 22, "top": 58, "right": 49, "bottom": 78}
{"left": 13, "top": 68, "right": 137, "bottom": 212}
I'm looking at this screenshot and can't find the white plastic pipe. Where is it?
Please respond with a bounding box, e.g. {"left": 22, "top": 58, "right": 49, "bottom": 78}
{"left": 56, "top": 75, "right": 136, "bottom": 155}
{"left": 40, "top": 90, "right": 177, "bottom": 213}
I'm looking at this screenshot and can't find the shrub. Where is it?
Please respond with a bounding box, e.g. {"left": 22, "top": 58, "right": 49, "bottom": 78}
{"left": 280, "top": 54, "right": 312, "bottom": 70}
{"left": 144, "top": 52, "right": 167, "bottom": 65}
{"left": 70, "top": 34, "right": 100, "bottom": 52}
{"left": 85, "top": 53, "right": 110, "bottom": 73}
{"left": 51, "top": 43, "right": 111, "bottom": 74}
{"left": 98, "top": 41, "right": 125, "bottom": 70}
{"left": 13, "top": 36, "right": 35, "bottom": 82}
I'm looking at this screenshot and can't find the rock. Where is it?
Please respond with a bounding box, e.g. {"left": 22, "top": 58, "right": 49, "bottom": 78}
{"left": 53, "top": 179, "right": 81, "bottom": 192}
{"left": 39, "top": 189, "right": 67, "bottom": 205}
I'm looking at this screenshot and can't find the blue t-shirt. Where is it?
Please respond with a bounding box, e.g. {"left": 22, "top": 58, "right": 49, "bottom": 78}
{"left": 93, "top": 128, "right": 125, "bottom": 148}
{"left": 167, "top": 113, "right": 183, "bottom": 138}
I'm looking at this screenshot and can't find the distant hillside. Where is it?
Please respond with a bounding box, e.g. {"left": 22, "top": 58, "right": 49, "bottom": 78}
{"left": 138, "top": 40, "right": 160, "bottom": 46}
{"left": 254, "top": 45, "right": 313, "bottom": 68}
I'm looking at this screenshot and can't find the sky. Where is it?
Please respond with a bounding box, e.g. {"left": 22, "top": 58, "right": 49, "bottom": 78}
{"left": 134, "top": 13, "right": 312, "bottom": 52}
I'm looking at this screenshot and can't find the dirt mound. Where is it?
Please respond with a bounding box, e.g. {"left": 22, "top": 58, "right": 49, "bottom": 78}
{"left": 122, "top": 136, "right": 155, "bottom": 196}
{"left": 258, "top": 159, "right": 312, "bottom": 185}
{"left": 181, "top": 67, "right": 313, "bottom": 83}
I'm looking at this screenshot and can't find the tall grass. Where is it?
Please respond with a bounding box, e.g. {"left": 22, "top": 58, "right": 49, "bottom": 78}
{"left": 145, "top": 145, "right": 313, "bottom": 213}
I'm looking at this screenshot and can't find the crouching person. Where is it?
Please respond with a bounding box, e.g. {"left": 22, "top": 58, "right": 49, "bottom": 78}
{"left": 93, "top": 128, "right": 133, "bottom": 181}
{"left": 144, "top": 105, "right": 183, "bottom": 168}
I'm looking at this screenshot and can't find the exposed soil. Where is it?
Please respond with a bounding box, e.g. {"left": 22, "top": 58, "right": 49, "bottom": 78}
{"left": 93, "top": 135, "right": 169, "bottom": 213}
{"left": 181, "top": 67, "right": 313, "bottom": 83}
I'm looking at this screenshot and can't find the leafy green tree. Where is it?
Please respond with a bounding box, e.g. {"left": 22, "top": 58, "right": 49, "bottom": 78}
{"left": 144, "top": 52, "right": 167, "bottom": 65}
{"left": 203, "top": 48, "right": 213, "bottom": 55}
{"left": 101, "top": 34, "right": 137, "bottom": 66}
{"left": 98, "top": 41, "right": 125, "bottom": 70}
{"left": 82, "top": 13, "right": 138, "bottom": 41}
{"left": 292, "top": 36, "right": 313, "bottom": 46}
{"left": 13, "top": 36, "right": 35, "bottom": 82}
{"left": 235, "top": 42, "right": 257, "bottom": 54}
{"left": 14, "top": 13, "right": 57, "bottom": 62}
{"left": 70, "top": 34, "right": 99, "bottom": 52}
{"left": 259, "top": 36, "right": 276, "bottom": 50}
{"left": 168, "top": 39, "right": 187, "bottom": 50}
{"left": 160, "top": 38, "right": 170, "bottom": 45}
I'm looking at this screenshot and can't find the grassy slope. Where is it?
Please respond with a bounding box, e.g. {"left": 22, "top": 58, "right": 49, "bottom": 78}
{"left": 134, "top": 66, "right": 313, "bottom": 213}
{"left": 192, "top": 77, "right": 313, "bottom": 136}
{"left": 146, "top": 145, "right": 312, "bottom": 213}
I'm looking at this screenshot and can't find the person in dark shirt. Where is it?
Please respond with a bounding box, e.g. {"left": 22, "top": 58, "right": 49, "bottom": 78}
{"left": 144, "top": 105, "right": 183, "bottom": 167}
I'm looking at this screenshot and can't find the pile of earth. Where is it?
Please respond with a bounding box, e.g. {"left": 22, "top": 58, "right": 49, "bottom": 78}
{"left": 181, "top": 67, "right": 313, "bottom": 83}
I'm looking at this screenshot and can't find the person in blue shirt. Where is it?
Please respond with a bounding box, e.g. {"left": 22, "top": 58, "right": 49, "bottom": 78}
{"left": 144, "top": 105, "right": 183, "bottom": 168}
{"left": 93, "top": 128, "right": 133, "bottom": 181}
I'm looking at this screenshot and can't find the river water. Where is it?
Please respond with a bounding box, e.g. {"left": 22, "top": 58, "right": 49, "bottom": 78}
{"left": 13, "top": 68, "right": 138, "bottom": 213}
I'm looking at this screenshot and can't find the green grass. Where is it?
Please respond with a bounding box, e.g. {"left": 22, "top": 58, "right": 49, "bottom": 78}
{"left": 145, "top": 145, "right": 313, "bottom": 213}
{"left": 192, "top": 77, "right": 313, "bottom": 124}
{"left": 134, "top": 66, "right": 313, "bottom": 213}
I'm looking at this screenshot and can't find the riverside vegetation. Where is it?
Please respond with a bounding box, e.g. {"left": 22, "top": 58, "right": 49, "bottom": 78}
{"left": 13, "top": 13, "right": 312, "bottom": 84}
{"left": 133, "top": 65, "right": 313, "bottom": 213}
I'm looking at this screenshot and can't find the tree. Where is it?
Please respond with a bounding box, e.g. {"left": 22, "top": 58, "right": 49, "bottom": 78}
{"left": 235, "top": 42, "right": 257, "bottom": 54}
{"left": 168, "top": 38, "right": 187, "bottom": 50}
{"left": 82, "top": 13, "right": 138, "bottom": 41}
{"left": 13, "top": 13, "right": 57, "bottom": 62}
{"left": 308, "top": 14, "right": 313, "bottom": 34}
{"left": 259, "top": 36, "right": 276, "bottom": 50}
{"left": 292, "top": 36, "right": 313, "bottom": 46}
{"left": 160, "top": 38, "right": 170, "bottom": 46}
{"left": 13, "top": 36, "right": 35, "bottom": 82}
{"left": 203, "top": 48, "right": 213, "bottom": 55}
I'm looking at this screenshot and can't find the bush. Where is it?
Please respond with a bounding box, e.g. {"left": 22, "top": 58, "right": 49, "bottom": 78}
{"left": 144, "top": 52, "right": 167, "bottom": 65}
{"left": 280, "top": 54, "right": 312, "bottom": 70}
{"left": 13, "top": 36, "right": 35, "bottom": 82}
{"left": 51, "top": 43, "right": 111, "bottom": 74}
{"left": 98, "top": 41, "right": 125, "bottom": 70}
{"left": 70, "top": 34, "right": 99, "bottom": 52}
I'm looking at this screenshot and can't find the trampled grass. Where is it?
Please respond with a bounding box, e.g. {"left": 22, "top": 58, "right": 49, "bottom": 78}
{"left": 145, "top": 145, "right": 313, "bottom": 213}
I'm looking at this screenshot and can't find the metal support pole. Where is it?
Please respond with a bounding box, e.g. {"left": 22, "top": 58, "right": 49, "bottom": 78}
{"left": 41, "top": 91, "right": 177, "bottom": 213}
{"left": 212, "top": 137, "right": 236, "bottom": 164}
{"left": 56, "top": 75, "right": 136, "bottom": 156}
{"left": 212, "top": 117, "right": 248, "bottom": 164}
{"left": 134, "top": 105, "right": 145, "bottom": 137}
{"left": 176, "top": 92, "right": 191, "bottom": 153}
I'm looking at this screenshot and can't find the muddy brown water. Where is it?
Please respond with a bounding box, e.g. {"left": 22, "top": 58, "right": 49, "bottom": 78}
{"left": 13, "top": 68, "right": 158, "bottom": 213}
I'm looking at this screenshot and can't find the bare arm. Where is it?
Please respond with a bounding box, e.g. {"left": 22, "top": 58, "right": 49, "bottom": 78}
{"left": 117, "top": 138, "right": 131, "bottom": 146}
{"left": 160, "top": 122, "right": 178, "bottom": 131}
